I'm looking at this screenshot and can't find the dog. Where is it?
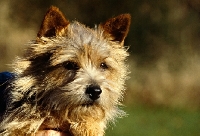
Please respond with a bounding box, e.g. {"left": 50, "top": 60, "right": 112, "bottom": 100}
{"left": 0, "top": 6, "right": 131, "bottom": 136}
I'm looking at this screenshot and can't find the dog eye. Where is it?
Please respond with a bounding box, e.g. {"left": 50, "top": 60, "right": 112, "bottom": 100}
{"left": 63, "top": 61, "right": 79, "bottom": 70}
{"left": 100, "top": 62, "right": 108, "bottom": 70}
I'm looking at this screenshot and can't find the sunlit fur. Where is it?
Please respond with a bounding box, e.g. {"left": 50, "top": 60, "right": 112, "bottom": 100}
{"left": 0, "top": 6, "right": 130, "bottom": 136}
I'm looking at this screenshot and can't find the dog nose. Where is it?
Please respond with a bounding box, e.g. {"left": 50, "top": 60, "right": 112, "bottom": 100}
{"left": 85, "top": 85, "right": 102, "bottom": 101}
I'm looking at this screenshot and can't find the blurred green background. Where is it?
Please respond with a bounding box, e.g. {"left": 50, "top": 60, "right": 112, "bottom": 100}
{"left": 0, "top": 0, "right": 200, "bottom": 135}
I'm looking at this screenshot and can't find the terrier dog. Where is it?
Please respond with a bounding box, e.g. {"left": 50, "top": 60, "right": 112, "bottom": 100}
{"left": 0, "top": 6, "right": 131, "bottom": 136}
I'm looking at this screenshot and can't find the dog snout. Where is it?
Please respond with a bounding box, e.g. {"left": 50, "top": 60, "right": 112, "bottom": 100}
{"left": 85, "top": 85, "right": 102, "bottom": 101}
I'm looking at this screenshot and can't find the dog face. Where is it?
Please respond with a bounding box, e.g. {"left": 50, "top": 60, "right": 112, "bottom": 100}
{"left": 12, "top": 6, "right": 130, "bottom": 124}
{"left": 0, "top": 6, "right": 131, "bottom": 135}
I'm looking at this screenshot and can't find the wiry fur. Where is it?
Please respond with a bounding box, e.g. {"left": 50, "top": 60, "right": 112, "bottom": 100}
{"left": 0, "top": 6, "right": 131, "bottom": 136}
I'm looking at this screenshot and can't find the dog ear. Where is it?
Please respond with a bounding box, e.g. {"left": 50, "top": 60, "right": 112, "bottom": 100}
{"left": 37, "top": 6, "right": 70, "bottom": 37}
{"left": 100, "top": 14, "right": 131, "bottom": 44}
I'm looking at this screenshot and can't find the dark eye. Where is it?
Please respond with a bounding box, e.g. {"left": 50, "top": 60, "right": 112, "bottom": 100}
{"left": 63, "top": 61, "right": 79, "bottom": 70}
{"left": 100, "top": 62, "right": 108, "bottom": 70}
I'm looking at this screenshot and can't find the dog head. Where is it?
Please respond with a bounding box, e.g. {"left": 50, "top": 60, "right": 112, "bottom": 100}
{"left": 13, "top": 6, "right": 131, "bottom": 122}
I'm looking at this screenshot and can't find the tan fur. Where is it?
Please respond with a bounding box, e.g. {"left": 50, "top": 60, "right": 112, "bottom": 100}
{"left": 0, "top": 6, "right": 131, "bottom": 136}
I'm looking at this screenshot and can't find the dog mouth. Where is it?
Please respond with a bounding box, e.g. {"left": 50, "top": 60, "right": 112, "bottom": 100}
{"left": 81, "top": 99, "right": 100, "bottom": 107}
{"left": 81, "top": 101, "right": 95, "bottom": 107}
{"left": 39, "top": 127, "right": 72, "bottom": 136}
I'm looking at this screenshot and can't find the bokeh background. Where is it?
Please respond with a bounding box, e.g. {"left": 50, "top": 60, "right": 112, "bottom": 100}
{"left": 0, "top": 0, "right": 200, "bottom": 135}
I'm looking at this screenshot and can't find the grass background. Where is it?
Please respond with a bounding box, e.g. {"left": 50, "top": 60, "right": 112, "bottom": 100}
{"left": 106, "top": 105, "right": 200, "bottom": 136}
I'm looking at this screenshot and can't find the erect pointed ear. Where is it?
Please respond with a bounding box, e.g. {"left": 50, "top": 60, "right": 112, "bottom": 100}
{"left": 100, "top": 14, "right": 131, "bottom": 43}
{"left": 37, "top": 6, "right": 70, "bottom": 37}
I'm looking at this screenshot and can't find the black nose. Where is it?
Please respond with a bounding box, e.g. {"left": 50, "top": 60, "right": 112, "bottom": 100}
{"left": 85, "top": 85, "right": 102, "bottom": 101}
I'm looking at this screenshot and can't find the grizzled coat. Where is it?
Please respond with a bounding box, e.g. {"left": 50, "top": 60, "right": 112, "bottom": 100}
{"left": 0, "top": 6, "right": 130, "bottom": 136}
